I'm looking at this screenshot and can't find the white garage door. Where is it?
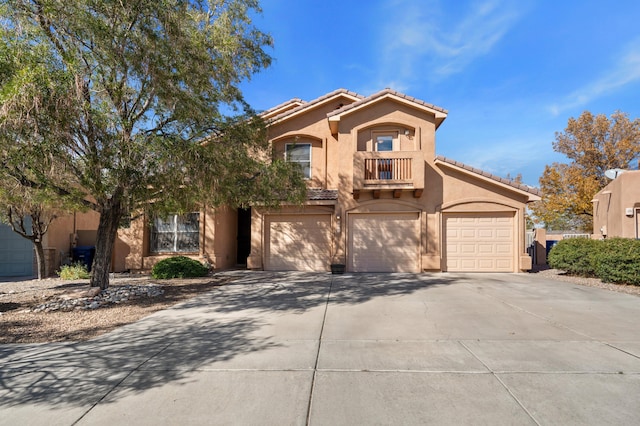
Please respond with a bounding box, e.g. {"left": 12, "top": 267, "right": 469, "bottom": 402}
{"left": 265, "top": 214, "right": 331, "bottom": 271}
{"left": 0, "top": 221, "right": 34, "bottom": 277}
{"left": 445, "top": 212, "right": 515, "bottom": 272}
{"left": 349, "top": 212, "right": 420, "bottom": 272}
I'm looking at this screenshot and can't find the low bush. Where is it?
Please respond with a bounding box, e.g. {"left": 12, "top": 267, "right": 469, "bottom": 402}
{"left": 547, "top": 238, "right": 600, "bottom": 277}
{"left": 594, "top": 238, "right": 640, "bottom": 285}
{"left": 58, "top": 263, "right": 91, "bottom": 280}
{"left": 151, "top": 256, "right": 209, "bottom": 279}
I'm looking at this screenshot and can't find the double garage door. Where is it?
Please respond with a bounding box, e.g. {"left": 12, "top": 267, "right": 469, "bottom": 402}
{"left": 444, "top": 212, "right": 515, "bottom": 272}
{"left": 264, "top": 212, "right": 421, "bottom": 273}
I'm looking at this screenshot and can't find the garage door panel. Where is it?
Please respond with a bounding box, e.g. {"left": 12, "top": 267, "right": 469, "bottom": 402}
{"left": 349, "top": 212, "right": 420, "bottom": 273}
{"left": 0, "top": 221, "right": 34, "bottom": 277}
{"left": 266, "top": 215, "right": 331, "bottom": 272}
{"left": 445, "top": 213, "right": 515, "bottom": 272}
{"left": 478, "top": 229, "right": 494, "bottom": 238}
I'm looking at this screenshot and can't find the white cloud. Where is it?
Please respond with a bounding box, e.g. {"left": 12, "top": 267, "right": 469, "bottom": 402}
{"left": 377, "top": 0, "right": 526, "bottom": 89}
{"left": 548, "top": 39, "right": 640, "bottom": 115}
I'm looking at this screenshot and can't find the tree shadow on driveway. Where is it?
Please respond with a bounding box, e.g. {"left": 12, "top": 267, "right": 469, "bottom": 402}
{"left": 0, "top": 272, "right": 461, "bottom": 410}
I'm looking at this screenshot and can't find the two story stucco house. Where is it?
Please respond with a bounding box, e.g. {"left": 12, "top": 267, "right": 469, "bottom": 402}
{"left": 123, "top": 88, "right": 540, "bottom": 273}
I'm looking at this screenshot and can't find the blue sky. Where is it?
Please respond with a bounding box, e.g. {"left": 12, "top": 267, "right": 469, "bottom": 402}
{"left": 240, "top": 0, "right": 640, "bottom": 187}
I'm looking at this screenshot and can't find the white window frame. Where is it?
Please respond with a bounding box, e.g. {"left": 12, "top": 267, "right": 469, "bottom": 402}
{"left": 285, "top": 143, "right": 312, "bottom": 179}
{"left": 372, "top": 131, "right": 399, "bottom": 152}
{"left": 150, "top": 212, "right": 200, "bottom": 253}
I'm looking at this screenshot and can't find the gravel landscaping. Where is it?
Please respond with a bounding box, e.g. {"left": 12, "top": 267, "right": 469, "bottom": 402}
{"left": 0, "top": 274, "right": 228, "bottom": 344}
{"left": 1, "top": 268, "right": 637, "bottom": 344}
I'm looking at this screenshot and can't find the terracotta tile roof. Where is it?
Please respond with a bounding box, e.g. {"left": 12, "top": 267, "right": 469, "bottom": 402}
{"left": 307, "top": 189, "right": 338, "bottom": 200}
{"left": 435, "top": 155, "right": 542, "bottom": 197}
{"left": 326, "top": 88, "right": 448, "bottom": 118}
{"left": 259, "top": 98, "right": 305, "bottom": 117}
{"left": 267, "top": 88, "right": 364, "bottom": 123}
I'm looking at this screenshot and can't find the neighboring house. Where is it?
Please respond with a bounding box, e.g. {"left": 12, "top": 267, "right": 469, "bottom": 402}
{"left": 0, "top": 210, "right": 128, "bottom": 278}
{"left": 124, "top": 88, "right": 541, "bottom": 273}
{"left": 592, "top": 170, "right": 640, "bottom": 239}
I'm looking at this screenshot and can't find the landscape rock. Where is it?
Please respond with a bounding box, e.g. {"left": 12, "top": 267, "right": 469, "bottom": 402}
{"left": 30, "top": 284, "right": 164, "bottom": 312}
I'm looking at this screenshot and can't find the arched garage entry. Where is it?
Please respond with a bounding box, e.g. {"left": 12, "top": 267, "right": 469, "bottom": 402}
{"left": 443, "top": 211, "right": 516, "bottom": 272}
{"left": 347, "top": 202, "right": 421, "bottom": 273}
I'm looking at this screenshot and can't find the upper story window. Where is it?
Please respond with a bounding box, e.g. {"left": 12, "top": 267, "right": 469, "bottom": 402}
{"left": 285, "top": 143, "right": 311, "bottom": 179}
{"left": 150, "top": 212, "right": 200, "bottom": 253}
{"left": 373, "top": 131, "right": 398, "bottom": 152}
{"left": 376, "top": 135, "right": 394, "bottom": 151}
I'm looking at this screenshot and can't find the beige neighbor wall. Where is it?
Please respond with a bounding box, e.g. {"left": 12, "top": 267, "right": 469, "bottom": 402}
{"left": 44, "top": 210, "right": 101, "bottom": 275}
{"left": 123, "top": 206, "right": 237, "bottom": 272}
{"left": 592, "top": 170, "right": 640, "bottom": 239}
{"left": 45, "top": 210, "right": 136, "bottom": 274}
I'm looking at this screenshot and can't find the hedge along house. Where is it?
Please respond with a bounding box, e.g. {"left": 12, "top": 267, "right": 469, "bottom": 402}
{"left": 122, "top": 88, "right": 541, "bottom": 273}
{"left": 592, "top": 170, "right": 640, "bottom": 239}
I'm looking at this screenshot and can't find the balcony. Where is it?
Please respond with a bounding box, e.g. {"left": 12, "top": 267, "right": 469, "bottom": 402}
{"left": 353, "top": 151, "right": 424, "bottom": 197}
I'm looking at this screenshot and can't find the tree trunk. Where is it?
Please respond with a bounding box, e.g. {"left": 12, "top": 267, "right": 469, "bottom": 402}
{"left": 33, "top": 240, "right": 46, "bottom": 280}
{"left": 90, "top": 198, "right": 123, "bottom": 289}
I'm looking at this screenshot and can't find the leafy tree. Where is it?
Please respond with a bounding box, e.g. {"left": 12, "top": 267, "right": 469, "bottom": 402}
{"left": 531, "top": 111, "right": 640, "bottom": 232}
{"left": 0, "top": 17, "right": 85, "bottom": 279}
{"left": 0, "top": 0, "right": 306, "bottom": 289}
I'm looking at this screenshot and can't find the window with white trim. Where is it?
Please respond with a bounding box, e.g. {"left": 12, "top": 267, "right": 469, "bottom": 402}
{"left": 375, "top": 135, "right": 394, "bottom": 151}
{"left": 373, "top": 133, "right": 398, "bottom": 179}
{"left": 285, "top": 143, "right": 311, "bottom": 179}
{"left": 150, "top": 213, "right": 200, "bottom": 253}
{"left": 372, "top": 131, "right": 399, "bottom": 152}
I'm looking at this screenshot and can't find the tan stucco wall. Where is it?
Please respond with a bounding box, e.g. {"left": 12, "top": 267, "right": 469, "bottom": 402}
{"left": 208, "top": 206, "right": 238, "bottom": 270}
{"left": 43, "top": 210, "right": 132, "bottom": 273}
{"left": 593, "top": 171, "right": 640, "bottom": 239}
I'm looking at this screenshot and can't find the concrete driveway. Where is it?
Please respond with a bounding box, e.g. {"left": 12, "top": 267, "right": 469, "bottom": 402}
{"left": 1, "top": 272, "right": 640, "bottom": 425}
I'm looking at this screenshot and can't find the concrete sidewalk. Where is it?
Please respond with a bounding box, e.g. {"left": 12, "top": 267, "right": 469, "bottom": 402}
{"left": 1, "top": 272, "right": 640, "bottom": 425}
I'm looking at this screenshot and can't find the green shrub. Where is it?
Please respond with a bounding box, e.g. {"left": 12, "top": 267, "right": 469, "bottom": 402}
{"left": 594, "top": 238, "right": 640, "bottom": 285}
{"left": 547, "top": 238, "right": 600, "bottom": 277}
{"left": 151, "top": 256, "right": 209, "bottom": 279}
{"left": 58, "top": 262, "right": 91, "bottom": 280}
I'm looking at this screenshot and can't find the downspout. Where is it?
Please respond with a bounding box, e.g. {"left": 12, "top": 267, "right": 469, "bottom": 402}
{"left": 325, "top": 137, "right": 328, "bottom": 187}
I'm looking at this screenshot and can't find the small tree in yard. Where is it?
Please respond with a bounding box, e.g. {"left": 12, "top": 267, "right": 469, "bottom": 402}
{"left": 0, "top": 179, "right": 83, "bottom": 279}
{"left": 0, "top": 0, "right": 306, "bottom": 289}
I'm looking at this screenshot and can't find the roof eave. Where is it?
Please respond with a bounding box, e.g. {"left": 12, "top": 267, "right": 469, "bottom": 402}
{"left": 327, "top": 92, "right": 448, "bottom": 131}
{"left": 267, "top": 90, "right": 362, "bottom": 127}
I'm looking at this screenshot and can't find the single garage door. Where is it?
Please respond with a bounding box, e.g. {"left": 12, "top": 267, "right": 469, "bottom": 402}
{"left": 265, "top": 214, "right": 331, "bottom": 271}
{"left": 445, "top": 212, "right": 515, "bottom": 272}
{"left": 0, "top": 220, "right": 34, "bottom": 277}
{"left": 349, "top": 212, "right": 420, "bottom": 272}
